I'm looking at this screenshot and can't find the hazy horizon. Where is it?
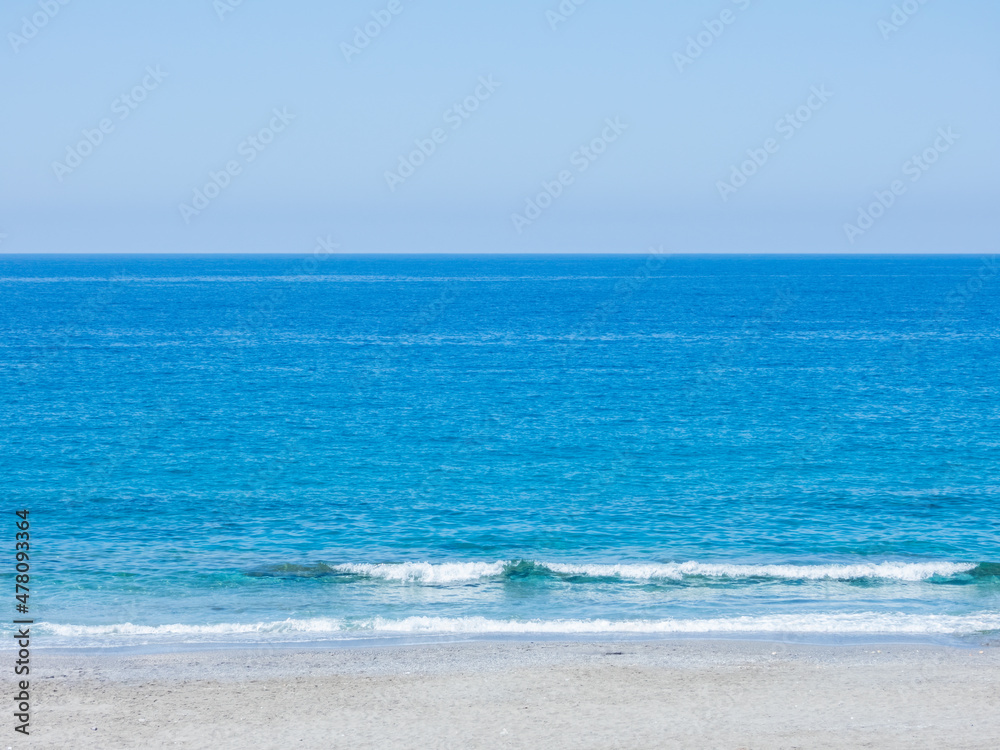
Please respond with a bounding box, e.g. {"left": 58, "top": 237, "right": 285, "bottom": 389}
{"left": 2, "top": 1, "right": 997, "bottom": 254}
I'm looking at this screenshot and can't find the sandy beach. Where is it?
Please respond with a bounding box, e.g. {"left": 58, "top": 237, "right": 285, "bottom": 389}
{"left": 16, "top": 639, "right": 999, "bottom": 749}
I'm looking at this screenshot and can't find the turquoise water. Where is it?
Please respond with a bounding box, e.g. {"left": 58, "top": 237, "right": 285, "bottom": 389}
{"left": 2, "top": 254, "right": 998, "bottom": 647}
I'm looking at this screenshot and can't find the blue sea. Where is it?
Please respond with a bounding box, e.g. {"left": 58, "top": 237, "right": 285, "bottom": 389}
{"left": 2, "top": 254, "right": 998, "bottom": 649}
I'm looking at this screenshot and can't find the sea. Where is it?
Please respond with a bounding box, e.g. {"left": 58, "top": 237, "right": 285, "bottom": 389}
{"left": 2, "top": 254, "right": 998, "bottom": 650}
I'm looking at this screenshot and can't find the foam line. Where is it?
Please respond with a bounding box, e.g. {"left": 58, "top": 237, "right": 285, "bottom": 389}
{"left": 31, "top": 611, "right": 1000, "bottom": 640}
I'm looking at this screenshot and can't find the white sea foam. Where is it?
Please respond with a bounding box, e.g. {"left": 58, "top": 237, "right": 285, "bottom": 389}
{"left": 327, "top": 560, "right": 977, "bottom": 583}
{"left": 540, "top": 561, "right": 978, "bottom": 582}
{"left": 39, "top": 618, "right": 345, "bottom": 638}
{"left": 28, "top": 611, "right": 1000, "bottom": 643}
{"left": 364, "top": 613, "right": 1000, "bottom": 635}
{"left": 333, "top": 561, "right": 508, "bottom": 582}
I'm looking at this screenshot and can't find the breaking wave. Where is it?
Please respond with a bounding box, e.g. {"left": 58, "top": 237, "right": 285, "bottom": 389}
{"left": 245, "top": 560, "right": 988, "bottom": 584}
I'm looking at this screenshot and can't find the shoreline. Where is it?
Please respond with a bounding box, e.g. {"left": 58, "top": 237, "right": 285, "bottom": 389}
{"left": 16, "top": 627, "right": 998, "bottom": 657}
{"left": 25, "top": 639, "right": 1000, "bottom": 749}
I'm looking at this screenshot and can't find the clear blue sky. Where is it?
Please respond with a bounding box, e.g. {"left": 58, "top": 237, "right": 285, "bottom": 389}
{"left": 1, "top": 0, "right": 997, "bottom": 253}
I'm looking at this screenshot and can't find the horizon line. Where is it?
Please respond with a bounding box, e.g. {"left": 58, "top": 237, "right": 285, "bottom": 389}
{"left": 0, "top": 252, "right": 994, "bottom": 258}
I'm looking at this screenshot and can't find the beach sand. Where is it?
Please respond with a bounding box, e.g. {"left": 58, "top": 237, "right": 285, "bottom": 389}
{"left": 19, "top": 640, "right": 1000, "bottom": 749}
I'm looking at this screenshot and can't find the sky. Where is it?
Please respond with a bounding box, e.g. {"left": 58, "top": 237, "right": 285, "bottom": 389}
{"left": 1, "top": 0, "right": 997, "bottom": 254}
